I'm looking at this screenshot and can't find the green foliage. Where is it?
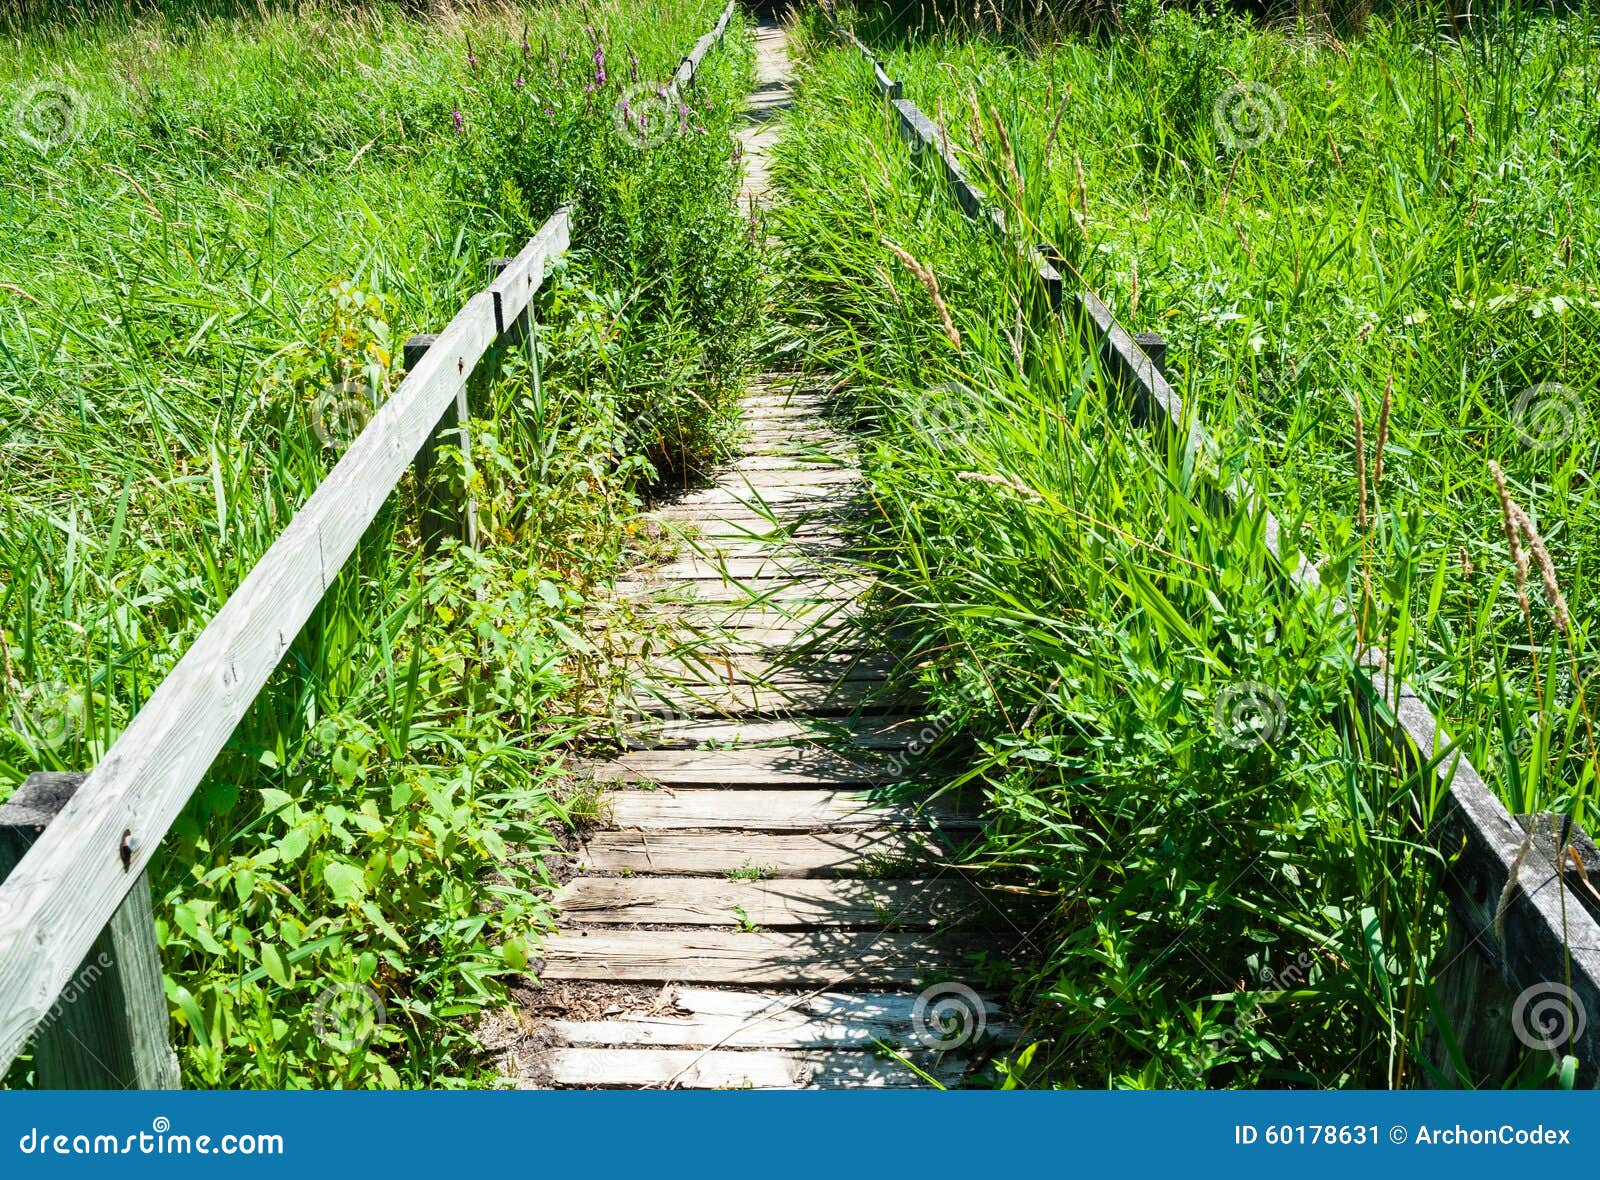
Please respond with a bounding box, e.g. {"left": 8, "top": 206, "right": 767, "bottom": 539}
{"left": 0, "top": 0, "right": 758, "bottom": 1087}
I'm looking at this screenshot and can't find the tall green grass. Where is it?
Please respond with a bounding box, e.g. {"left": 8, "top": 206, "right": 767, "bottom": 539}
{"left": 1, "top": 0, "right": 757, "bottom": 1087}
{"left": 771, "top": 6, "right": 1587, "bottom": 1088}
{"left": 847, "top": 0, "right": 1600, "bottom": 833}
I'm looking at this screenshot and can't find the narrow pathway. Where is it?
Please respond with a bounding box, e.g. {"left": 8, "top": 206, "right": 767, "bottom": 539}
{"left": 521, "top": 16, "right": 1015, "bottom": 1090}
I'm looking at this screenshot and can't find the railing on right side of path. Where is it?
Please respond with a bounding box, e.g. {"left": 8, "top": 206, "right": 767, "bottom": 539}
{"left": 819, "top": 2, "right": 1600, "bottom": 1088}
{"left": 0, "top": 0, "right": 742, "bottom": 1092}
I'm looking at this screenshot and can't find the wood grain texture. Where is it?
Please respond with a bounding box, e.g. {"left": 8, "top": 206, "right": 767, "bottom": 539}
{"left": 608, "top": 717, "right": 929, "bottom": 750}
{"left": 593, "top": 745, "right": 897, "bottom": 786}
{"left": 576, "top": 830, "right": 959, "bottom": 877}
{"left": 538, "top": 929, "right": 982, "bottom": 986}
{"left": 0, "top": 210, "right": 571, "bottom": 1074}
{"left": 555, "top": 876, "right": 1013, "bottom": 928}
{"left": 829, "top": 0, "right": 1600, "bottom": 1088}
{"left": 607, "top": 788, "right": 963, "bottom": 832}
{"left": 549, "top": 987, "right": 1005, "bottom": 1050}
{"left": 541, "top": 1046, "right": 960, "bottom": 1088}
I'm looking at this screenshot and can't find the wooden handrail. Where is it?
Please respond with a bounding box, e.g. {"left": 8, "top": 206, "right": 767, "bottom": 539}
{"left": 0, "top": 209, "right": 570, "bottom": 1075}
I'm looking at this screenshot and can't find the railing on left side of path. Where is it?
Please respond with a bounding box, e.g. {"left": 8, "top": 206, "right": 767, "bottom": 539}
{"left": 0, "top": 208, "right": 571, "bottom": 1088}
{"left": 0, "top": 0, "right": 747, "bottom": 1092}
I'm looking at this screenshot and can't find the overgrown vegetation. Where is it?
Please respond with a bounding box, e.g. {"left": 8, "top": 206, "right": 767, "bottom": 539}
{"left": 0, "top": 0, "right": 757, "bottom": 1087}
{"left": 776, "top": 1, "right": 1598, "bottom": 1088}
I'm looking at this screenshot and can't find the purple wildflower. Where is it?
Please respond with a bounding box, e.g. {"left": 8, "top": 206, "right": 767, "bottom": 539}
{"left": 515, "top": 74, "right": 525, "bottom": 88}
{"left": 451, "top": 107, "right": 464, "bottom": 134}
{"left": 593, "top": 46, "right": 606, "bottom": 86}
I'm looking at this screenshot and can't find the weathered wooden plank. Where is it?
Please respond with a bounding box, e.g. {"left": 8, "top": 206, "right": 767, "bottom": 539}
{"left": 669, "top": 487, "right": 859, "bottom": 511}
{"left": 0, "top": 208, "right": 573, "bottom": 1074}
{"left": 719, "top": 456, "right": 852, "bottom": 473}
{"left": 542, "top": 1046, "right": 957, "bottom": 1088}
{"left": 613, "top": 600, "right": 858, "bottom": 634}
{"left": 607, "top": 789, "right": 961, "bottom": 832}
{"left": 609, "top": 717, "right": 926, "bottom": 750}
{"left": 577, "top": 830, "right": 957, "bottom": 877}
{"left": 698, "top": 470, "right": 860, "bottom": 492}
{"left": 682, "top": 986, "right": 991, "bottom": 1019}
{"left": 1076, "top": 288, "right": 1207, "bottom": 457}
{"left": 648, "top": 505, "right": 857, "bottom": 529}
{"left": 539, "top": 929, "right": 983, "bottom": 986}
{"left": 618, "top": 573, "right": 873, "bottom": 600}
{"left": 647, "top": 556, "right": 851, "bottom": 582}
{"left": 644, "top": 639, "right": 875, "bottom": 664}
{"left": 643, "top": 677, "right": 909, "bottom": 717}
{"left": 593, "top": 745, "right": 896, "bottom": 786}
{"left": 551, "top": 988, "right": 1005, "bottom": 1049}
{"left": 555, "top": 876, "right": 1014, "bottom": 928}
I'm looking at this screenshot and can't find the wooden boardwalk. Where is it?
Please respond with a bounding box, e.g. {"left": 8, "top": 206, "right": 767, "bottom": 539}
{"left": 518, "top": 18, "right": 1017, "bottom": 1090}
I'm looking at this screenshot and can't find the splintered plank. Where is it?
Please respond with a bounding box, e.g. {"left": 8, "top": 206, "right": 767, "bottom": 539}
{"left": 554, "top": 877, "right": 1010, "bottom": 928}
{"left": 616, "top": 576, "right": 874, "bottom": 605}
{"left": 631, "top": 653, "right": 898, "bottom": 692}
{"left": 624, "top": 718, "right": 924, "bottom": 749}
{"left": 669, "top": 483, "right": 857, "bottom": 507}
{"left": 542, "top": 1047, "right": 960, "bottom": 1088}
{"left": 576, "top": 830, "right": 959, "bottom": 876}
{"left": 607, "top": 789, "right": 960, "bottom": 832}
{"left": 643, "top": 600, "right": 857, "bottom": 628}
{"left": 550, "top": 989, "right": 1007, "bottom": 1049}
{"left": 648, "top": 556, "right": 851, "bottom": 582}
{"left": 593, "top": 746, "right": 897, "bottom": 786}
{"left": 720, "top": 455, "right": 852, "bottom": 472}
{"left": 707, "top": 468, "right": 859, "bottom": 489}
{"left": 643, "top": 678, "right": 909, "bottom": 718}
{"left": 538, "top": 929, "right": 983, "bottom": 985}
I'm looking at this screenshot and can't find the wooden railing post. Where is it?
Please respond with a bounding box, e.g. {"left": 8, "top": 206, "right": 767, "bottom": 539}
{"left": 1132, "top": 332, "right": 1168, "bottom": 380}
{"left": 405, "top": 333, "right": 478, "bottom": 551}
{"left": 487, "top": 256, "right": 529, "bottom": 348}
{"left": 0, "top": 773, "right": 179, "bottom": 1089}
